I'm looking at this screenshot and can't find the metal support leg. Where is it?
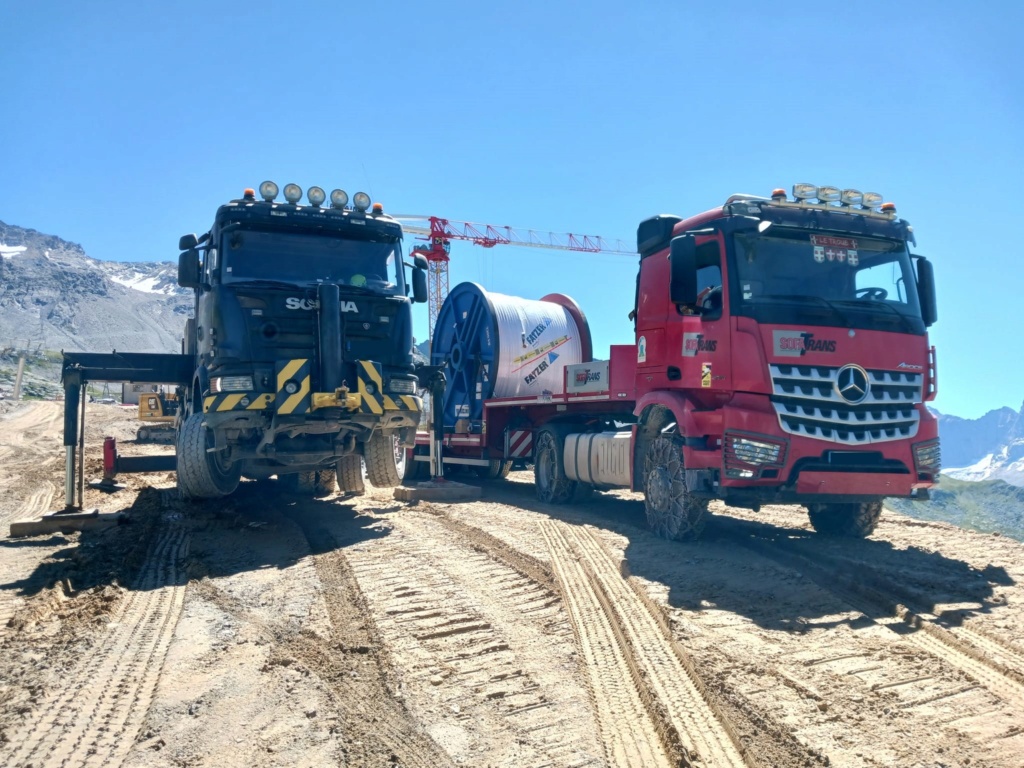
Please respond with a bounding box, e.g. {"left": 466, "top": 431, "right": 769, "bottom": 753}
{"left": 78, "top": 385, "right": 86, "bottom": 509}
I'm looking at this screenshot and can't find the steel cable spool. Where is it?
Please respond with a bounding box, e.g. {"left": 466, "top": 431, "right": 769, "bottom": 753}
{"left": 430, "top": 282, "right": 593, "bottom": 427}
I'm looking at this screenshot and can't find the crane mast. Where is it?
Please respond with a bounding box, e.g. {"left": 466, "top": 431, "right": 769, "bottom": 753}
{"left": 396, "top": 215, "right": 635, "bottom": 342}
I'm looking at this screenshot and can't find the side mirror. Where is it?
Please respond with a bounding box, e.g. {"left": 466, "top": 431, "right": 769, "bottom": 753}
{"left": 413, "top": 253, "right": 429, "bottom": 270}
{"left": 178, "top": 249, "right": 200, "bottom": 289}
{"left": 669, "top": 236, "right": 698, "bottom": 306}
{"left": 915, "top": 256, "right": 937, "bottom": 327}
{"left": 179, "top": 233, "right": 199, "bottom": 251}
{"left": 412, "top": 267, "right": 428, "bottom": 304}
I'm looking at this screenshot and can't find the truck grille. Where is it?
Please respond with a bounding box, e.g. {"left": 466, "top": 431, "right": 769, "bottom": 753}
{"left": 769, "top": 364, "right": 922, "bottom": 445}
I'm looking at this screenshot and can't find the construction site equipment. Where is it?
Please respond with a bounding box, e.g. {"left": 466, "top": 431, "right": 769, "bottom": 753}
{"left": 396, "top": 216, "right": 634, "bottom": 341}
{"left": 136, "top": 390, "right": 179, "bottom": 442}
{"left": 415, "top": 185, "right": 941, "bottom": 539}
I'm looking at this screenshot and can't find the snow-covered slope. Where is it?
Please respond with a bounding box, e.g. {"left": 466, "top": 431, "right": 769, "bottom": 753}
{"left": 935, "top": 404, "right": 1024, "bottom": 487}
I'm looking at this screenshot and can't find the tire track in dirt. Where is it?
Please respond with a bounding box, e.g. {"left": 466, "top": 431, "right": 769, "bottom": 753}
{"left": 0, "top": 513, "right": 188, "bottom": 768}
{"left": 735, "top": 532, "right": 1024, "bottom": 705}
{"left": 0, "top": 481, "right": 56, "bottom": 630}
{"left": 543, "top": 520, "right": 749, "bottom": 768}
{"left": 288, "top": 507, "right": 458, "bottom": 768}
{"left": 347, "top": 510, "right": 603, "bottom": 767}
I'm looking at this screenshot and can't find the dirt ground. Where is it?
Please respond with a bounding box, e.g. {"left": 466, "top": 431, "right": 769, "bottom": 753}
{"left": 2, "top": 401, "right": 1023, "bottom": 768}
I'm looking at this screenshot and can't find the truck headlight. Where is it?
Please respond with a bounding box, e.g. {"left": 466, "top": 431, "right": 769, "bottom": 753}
{"left": 388, "top": 378, "right": 418, "bottom": 395}
{"left": 913, "top": 439, "right": 941, "bottom": 475}
{"left": 724, "top": 432, "right": 787, "bottom": 478}
{"left": 210, "top": 376, "right": 254, "bottom": 393}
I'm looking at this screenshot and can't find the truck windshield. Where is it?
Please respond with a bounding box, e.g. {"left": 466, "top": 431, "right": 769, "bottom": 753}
{"left": 732, "top": 227, "right": 924, "bottom": 333}
{"left": 220, "top": 228, "right": 406, "bottom": 295}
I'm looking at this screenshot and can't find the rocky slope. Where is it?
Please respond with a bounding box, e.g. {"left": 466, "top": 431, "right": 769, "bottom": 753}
{"left": 0, "top": 220, "right": 190, "bottom": 353}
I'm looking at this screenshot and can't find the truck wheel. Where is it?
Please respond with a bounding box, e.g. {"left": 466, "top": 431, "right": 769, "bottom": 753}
{"left": 534, "top": 429, "right": 576, "bottom": 504}
{"left": 402, "top": 447, "right": 430, "bottom": 483}
{"left": 337, "top": 454, "right": 366, "bottom": 496}
{"left": 643, "top": 436, "right": 708, "bottom": 541}
{"left": 365, "top": 432, "right": 404, "bottom": 488}
{"left": 314, "top": 469, "right": 337, "bottom": 497}
{"left": 177, "top": 412, "right": 241, "bottom": 500}
{"left": 806, "top": 501, "right": 882, "bottom": 537}
{"left": 478, "top": 459, "right": 513, "bottom": 480}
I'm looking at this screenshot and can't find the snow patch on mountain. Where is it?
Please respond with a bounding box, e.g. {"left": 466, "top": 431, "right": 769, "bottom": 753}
{"left": 0, "top": 244, "right": 27, "bottom": 258}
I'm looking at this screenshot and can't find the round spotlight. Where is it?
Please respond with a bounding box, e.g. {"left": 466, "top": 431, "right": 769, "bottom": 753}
{"left": 353, "top": 192, "right": 371, "bottom": 212}
{"left": 284, "top": 380, "right": 299, "bottom": 395}
{"left": 817, "top": 186, "right": 841, "bottom": 203}
{"left": 259, "top": 180, "right": 279, "bottom": 201}
{"left": 307, "top": 186, "right": 326, "bottom": 207}
{"left": 283, "top": 183, "right": 303, "bottom": 203}
{"left": 862, "top": 192, "right": 883, "bottom": 209}
{"left": 330, "top": 189, "right": 349, "bottom": 208}
{"left": 840, "top": 189, "right": 863, "bottom": 206}
{"left": 792, "top": 183, "right": 817, "bottom": 200}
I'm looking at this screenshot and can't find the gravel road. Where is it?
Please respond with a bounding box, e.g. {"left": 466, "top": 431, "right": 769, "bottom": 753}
{"left": 1, "top": 401, "right": 1022, "bottom": 767}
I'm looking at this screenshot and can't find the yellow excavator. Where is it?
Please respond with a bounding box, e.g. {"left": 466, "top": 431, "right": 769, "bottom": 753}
{"left": 137, "top": 391, "right": 179, "bottom": 443}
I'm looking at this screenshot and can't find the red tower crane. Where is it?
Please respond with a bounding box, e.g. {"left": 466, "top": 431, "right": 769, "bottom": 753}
{"left": 395, "top": 215, "right": 636, "bottom": 341}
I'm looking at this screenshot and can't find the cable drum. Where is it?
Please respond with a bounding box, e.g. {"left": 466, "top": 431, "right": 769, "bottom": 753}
{"left": 431, "top": 282, "right": 593, "bottom": 426}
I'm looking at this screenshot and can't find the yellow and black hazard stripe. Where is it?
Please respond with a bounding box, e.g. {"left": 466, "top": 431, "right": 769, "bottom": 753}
{"left": 275, "top": 358, "right": 312, "bottom": 415}
{"left": 203, "top": 392, "right": 276, "bottom": 413}
{"left": 357, "top": 361, "right": 422, "bottom": 414}
{"left": 357, "top": 360, "right": 385, "bottom": 415}
{"left": 382, "top": 393, "right": 422, "bottom": 412}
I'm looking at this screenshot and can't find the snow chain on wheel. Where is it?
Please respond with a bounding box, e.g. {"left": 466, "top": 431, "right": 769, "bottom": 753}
{"left": 365, "top": 432, "right": 404, "bottom": 488}
{"left": 337, "top": 454, "right": 366, "bottom": 496}
{"left": 534, "top": 428, "right": 576, "bottom": 504}
{"left": 806, "top": 501, "right": 883, "bottom": 537}
{"left": 643, "top": 435, "right": 708, "bottom": 541}
{"left": 176, "top": 412, "right": 241, "bottom": 500}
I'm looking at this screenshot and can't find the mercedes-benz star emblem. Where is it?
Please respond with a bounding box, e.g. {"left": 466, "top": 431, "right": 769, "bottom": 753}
{"left": 835, "top": 364, "right": 870, "bottom": 404}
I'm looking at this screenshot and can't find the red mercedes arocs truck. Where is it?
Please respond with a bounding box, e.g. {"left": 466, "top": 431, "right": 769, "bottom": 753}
{"left": 414, "top": 184, "right": 940, "bottom": 539}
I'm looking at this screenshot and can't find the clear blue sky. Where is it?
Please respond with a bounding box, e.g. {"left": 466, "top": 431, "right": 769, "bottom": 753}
{"left": 2, "top": 1, "right": 1021, "bottom": 419}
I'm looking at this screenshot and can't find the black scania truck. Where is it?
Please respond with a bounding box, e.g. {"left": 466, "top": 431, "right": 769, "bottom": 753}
{"left": 174, "top": 181, "right": 428, "bottom": 499}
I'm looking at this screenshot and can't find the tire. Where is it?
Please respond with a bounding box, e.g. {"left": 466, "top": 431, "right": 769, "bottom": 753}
{"left": 402, "top": 447, "right": 430, "bottom": 483}
{"left": 176, "top": 412, "right": 241, "bottom": 500}
{"left": 314, "top": 469, "right": 337, "bottom": 497}
{"left": 478, "top": 459, "right": 513, "bottom": 480}
{"left": 337, "top": 454, "right": 366, "bottom": 496}
{"left": 534, "top": 428, "right": 576, "bottom": 504}
{"left": 365, "top": 432, "right": 404, "bottom": 488}
{"left": 643, "top": 435, "right": 708, "bottom": 541}
{"left": 806, "top": 501, "right": 882, "bottom": 537}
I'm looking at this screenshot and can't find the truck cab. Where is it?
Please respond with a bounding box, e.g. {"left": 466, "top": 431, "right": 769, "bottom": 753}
{"left": 175, "top": 182, "right": 429, "bottom": 499}
{"left": 631, "top": 185, "right": 939, "bottom": 536}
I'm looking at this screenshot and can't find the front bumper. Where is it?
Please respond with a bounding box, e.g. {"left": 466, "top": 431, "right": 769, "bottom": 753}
{"left": 685, "top": 393, "right": 938, "bottom": 502}
{"left": 203, "top": 358, "right": 421, "bottom": 417}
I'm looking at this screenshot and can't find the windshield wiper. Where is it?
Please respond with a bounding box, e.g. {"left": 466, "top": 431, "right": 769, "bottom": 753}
{"left": 231, "top": 279, "right": 305, "bottom": 290}
{"left": 834, "top": 299, "right": 916, "bottom": 333}
{"left": 752, "top": 294, "right": 853, "bottom": 326}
